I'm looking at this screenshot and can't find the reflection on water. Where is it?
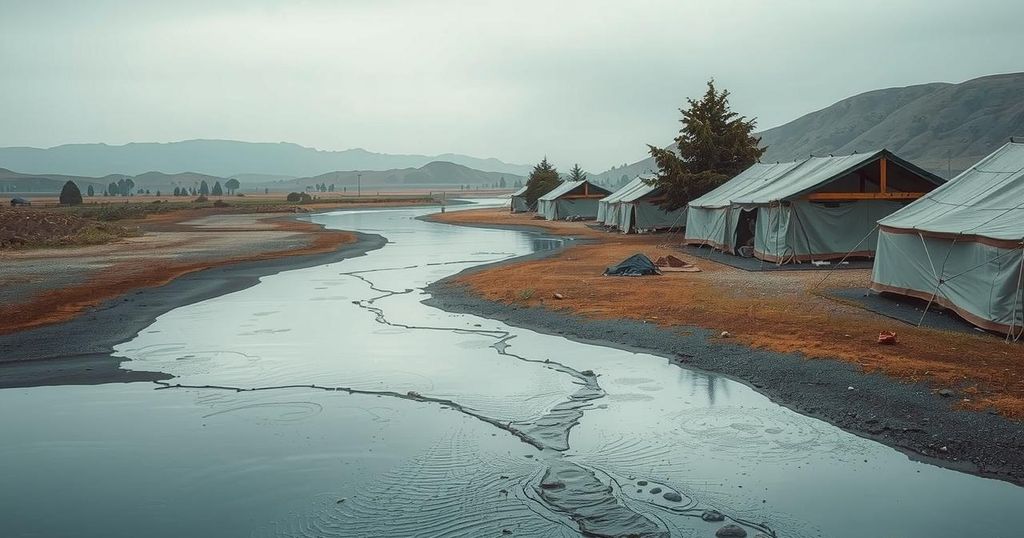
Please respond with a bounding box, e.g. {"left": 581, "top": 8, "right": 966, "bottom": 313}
{"left": 0, "top": 201, "right": 1022, "bottom": 538}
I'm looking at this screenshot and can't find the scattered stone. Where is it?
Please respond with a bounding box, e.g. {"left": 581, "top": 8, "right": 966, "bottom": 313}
{"left": 649, "top": 487, "right": 662, "bottom": 494}
{"left": 636, "top": 480, "right": 648, "bottom": 486}
{"left": 940, "top": 446, "right": 948, "bottom": 452}
{"left": 701, "top": 510, "right": 726, "bottom": 522}
{"left": 662, "top": 492, "right": 683, "bottom": 502}
{"left": 502, "top": 530, "right": 513, "bottom": 535}
{"left": 938, "top": 388, "right": 955, "bottom": 397}
{"left": 553, "top": 292, "right": 565, "bottom": 300}
{"left": 406, "top": 390, "right": 421, "bottom": 398}
{"left": 715, "top": 524, "right": 748, "bottom": 537}
{"left": 720, "top": 331, "right": 731, "bottom": 338}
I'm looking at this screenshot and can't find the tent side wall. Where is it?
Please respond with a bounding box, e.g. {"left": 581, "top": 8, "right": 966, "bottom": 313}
{"left": 621, "top": 202, "right": 687, "bottom": 233}
{"left": 511, "top": 196, "right": 531, "bottom": 213}
{"left": 549, "top": 198, "right": 600, "bottom": 220}
{"left": 753, "top": 200, "right": 905, "bottom": 262}
{"left": 685, "top": 206, "right": 735, "bottom": 251}
{"left": 871, "top": 229, "right": 1024, "bottom": 333}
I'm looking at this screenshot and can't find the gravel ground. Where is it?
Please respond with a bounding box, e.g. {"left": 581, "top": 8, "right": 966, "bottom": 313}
{"left": 423, "top": 239, "right": 1024, "bottom": 487}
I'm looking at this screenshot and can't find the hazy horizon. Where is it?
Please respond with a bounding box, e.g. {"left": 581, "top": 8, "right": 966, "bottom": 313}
{"left": 2, "top": 0, "right": 1022, "bottom": 171}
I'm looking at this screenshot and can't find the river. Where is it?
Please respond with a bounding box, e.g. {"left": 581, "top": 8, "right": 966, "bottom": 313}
{"left": 1, "top": 202, "right": 1022, "bottom": 537}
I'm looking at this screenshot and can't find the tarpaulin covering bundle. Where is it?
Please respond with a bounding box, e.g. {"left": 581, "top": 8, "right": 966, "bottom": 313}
{"left": 871, "top": 141, "right": 1024, "bottom": 335}
{"left": 604, "top": 253, "right": 661, "bottom": 276}
{"left": 510, "top": 185, "right": 531, "bottom": 213}
{"left": 537, "top": 180, "right": 611, "bottom": 221}
{"left": 685, "top": 149, "right": 944, "bottom": 263}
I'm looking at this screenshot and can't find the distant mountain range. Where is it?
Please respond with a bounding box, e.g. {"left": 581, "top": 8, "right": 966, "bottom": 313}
{"left": 0, "top": 139, "right": 531, "bottom": 178}
{"left": 592, "top": 72, "right": 1024, "bottom": 184}
{"left": 0, "top": 161, "right": 521, "bottom": 194}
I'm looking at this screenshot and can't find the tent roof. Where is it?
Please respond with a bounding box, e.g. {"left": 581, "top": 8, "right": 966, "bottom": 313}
{"left": 690, "top": 150, "right": 943, "bottom": 208}
{"left": 879, "top": 141, "right": 1024, "bottom": 242}
{"left": 619, "top": 179, "right": 662, "bottom": 203}
{"left": 600, "top": 176, "right": 649, "bottom": 204}
{"left": 689, "top": 161, "right": 805, "bottom": 209}
{"left": 511, "top": 185, "right": 528, "bottom": 197}
{"left": 538, "top": 180, "right": 610, "bottom": 201}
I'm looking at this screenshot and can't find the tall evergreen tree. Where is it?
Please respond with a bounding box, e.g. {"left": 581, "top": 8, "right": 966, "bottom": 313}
{"left": 59, "top": 180, "right": 83, "bottom": 205}
{"left": 523, "top": 157, "right": 561, "bottom": 206}
{"left": 648, "top": 80, "right": 765, "bottom": 210}
{"left": 86, "top": 184, "right": 95, "bottom": 196}
{"left": 567, "top": 164, "right": 587, "bottom": 183}
{"left": 199, "top": 180, "right": 210, "bottom": 196}
{"left": 212, "top": 181, "right": 223, "bottom": 196}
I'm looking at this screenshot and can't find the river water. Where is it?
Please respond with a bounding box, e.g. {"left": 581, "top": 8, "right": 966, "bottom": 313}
{"left": 1, "top": 202, "right": 1022, "bottom": 538}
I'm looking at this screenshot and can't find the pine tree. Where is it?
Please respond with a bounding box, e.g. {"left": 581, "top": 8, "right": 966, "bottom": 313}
{"left": 87, "top": 184, "right": 95, "bottom": 196}
{"left": 59, "top": 181, "right": 83, "bottom": 205}
{"left": 523, "top": 157, "right": 561, "bottom": 206}
{"left": 648, "top": 80, "right": 765, "bottom": 210}
{"left": 212, "top": 181, "right": 223, "bottom": 196}
{"left": 199, "top": 180, "right": 210, "bottom": 196}
{"left": 567, "top": 164, "right": 587, "bottom": 183}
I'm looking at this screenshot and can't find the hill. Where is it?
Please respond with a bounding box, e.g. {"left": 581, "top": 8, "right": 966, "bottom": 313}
{"left": 0, "top": 168, "right": 107, "bottom": 195}
{"left": 0, "top": 139, "right": 531, "bottom": 178}
{"left": 592, "top": 72, "right": 1024, "bottom": 183}
{"left": 273, "top": 161, "right": 522, "bottom": 191}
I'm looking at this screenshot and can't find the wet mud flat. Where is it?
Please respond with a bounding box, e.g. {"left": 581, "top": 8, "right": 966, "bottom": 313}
{"left": 424, "top": 260, "right": 1024, "bottom": 487}
{"left": 0, "top": 230, "right": 388, "bottom": 388}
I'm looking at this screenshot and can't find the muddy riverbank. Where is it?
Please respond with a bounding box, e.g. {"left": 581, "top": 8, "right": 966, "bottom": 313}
{"left": 0, "top": 230, "right": 387, "bottom": 388}
{"left": 423, "top": 235, "right": 1024, "bottom": 487}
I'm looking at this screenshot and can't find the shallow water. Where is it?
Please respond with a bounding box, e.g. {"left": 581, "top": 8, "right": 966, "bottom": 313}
{"left": 1, "top": 201, "right": 1022, "bottom": 537}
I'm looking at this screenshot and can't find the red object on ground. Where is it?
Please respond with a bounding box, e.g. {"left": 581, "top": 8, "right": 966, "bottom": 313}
{"left": 877, "top": 331, "right": 898, "bottom": 345}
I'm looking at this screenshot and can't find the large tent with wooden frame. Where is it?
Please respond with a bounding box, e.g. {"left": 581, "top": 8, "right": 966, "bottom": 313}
{"left": 510, "top": 185, "right": 531, "bottom": 213}
{"left": 537, "top": 180, "right": 612, "bottom": 221}
{"left": 684, "top": 149, "right": 945, "bottom": 262}
{"left": 618, "top": 180, "right": 687, "bottom": 234}
{"left": 597, "top": 176, "right": 648, "bottom": 227}
{"left": 871, "top": 141, "right": 1024, "bottom": 336}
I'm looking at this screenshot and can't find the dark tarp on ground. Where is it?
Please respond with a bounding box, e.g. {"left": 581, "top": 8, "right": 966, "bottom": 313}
{"left": 604, "top": 253, "right": 661, "bottom": 276}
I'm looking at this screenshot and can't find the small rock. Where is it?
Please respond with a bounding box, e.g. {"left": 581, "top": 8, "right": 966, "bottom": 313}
{"left": 649, "top": 487, "right": 662, "bottom": 494}
{"left": 701, "top": 510, "right": 725, "bottom": 522}
{"left": 662, "top": 492, "right": 683, "bottom": 502}
{"left": 715, "top": 524, "right": 747, "bottom": 537}
{"left": 407, "top": 391, "right": 421, "bottom": 398}
{"left": 720, "top": 331, "right": 731, "bottom": 338}
{"left": 938, "top": 389, "right": 955, "bottom": 397}
{"left": 553, "top": 292, "right": 565, "bottom": 300}
{"left": 847, "top": 386, "right": 855, "bottom": 391}
{"left": 636, "top": 480, "right": 648, "bottom": 486}
{"left": 939, "top": 446, "right": 948, "bottom": 452}
{"left": 502, "top": 530, "right": 513, "bottom": 535}
{"left": 336, "top": 498, "right": 346, "bottom": 504}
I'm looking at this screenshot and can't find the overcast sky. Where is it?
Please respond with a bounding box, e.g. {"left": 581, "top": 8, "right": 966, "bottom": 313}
{"left": 1, "top": 0, "right": 1022, "bottom": 171}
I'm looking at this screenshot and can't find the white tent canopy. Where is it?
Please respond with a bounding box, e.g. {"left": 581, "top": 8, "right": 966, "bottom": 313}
{"left": 510, "top": 185, "right": 530, "bottom": 213}
{"left": 598, "top": 176, "right": 648, "bottom": 227}
{"left": 537, "top": 180, "right": 611, "bottom": 221}
{"left": 872, "top": 141, "right": 1024, "bottom": 334}
{"left": 617, "top": 180, "right": 687, "bottom": 233}
{"left": 685, "top": 150, "right": 944, "bottom": 262}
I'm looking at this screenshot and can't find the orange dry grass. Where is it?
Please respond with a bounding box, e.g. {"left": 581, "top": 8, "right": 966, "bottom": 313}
{"left": 0, "top": 214, "right": 355, "bottom": 335}
{"left": 433, "top": 208, "right": 1024, "bottom": 418}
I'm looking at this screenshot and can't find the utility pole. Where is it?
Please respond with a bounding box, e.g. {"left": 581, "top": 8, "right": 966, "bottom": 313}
{"left": 357, "top": 173, "right": 361, "bottom": 197}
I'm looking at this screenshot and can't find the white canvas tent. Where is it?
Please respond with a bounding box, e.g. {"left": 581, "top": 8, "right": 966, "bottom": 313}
{"left": 685, "top": 150, "right": 944, "bottom": 262}
{"left": 598, "top": 176, "right": 648, "bottom": 227}
{"left": 871, "top": 141, "right": 1024, "bottom": 335}
{"left": 537, "top": 180, "right": 612, "bottom": 221}
{"left": 618, "top": 181, "right": 687, "bottom": 234}
{"left": 510, "top": 185, "right": 530, "bottom": 213}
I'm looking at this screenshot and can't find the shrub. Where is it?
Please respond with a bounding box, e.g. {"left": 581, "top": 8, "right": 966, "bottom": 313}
{"left": 213, "top": 199, "right": 229, "bottom": 208}
{"left": 59, "top": 181, "right": 84, "bottom": 206}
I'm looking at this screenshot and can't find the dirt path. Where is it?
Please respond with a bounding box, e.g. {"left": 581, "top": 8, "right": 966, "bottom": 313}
{"left": 428, "top": 208, "right": 1024, "bottom": 418}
